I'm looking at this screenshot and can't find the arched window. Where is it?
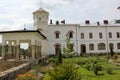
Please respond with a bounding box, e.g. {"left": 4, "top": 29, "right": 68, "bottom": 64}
{"left": 89, "top": 44, "right": 94, "bottom": 50}
{"left": 54, "top": 31, "right": 60, "bottom": 39}
{"left": 117, "top": 43, "right": 120, "bottom": 49}
{"left": 98, "top": 43, "right": 106, "bottom": 50}
{"left": 67, "top": 30, "right": 74, "bottom": 38}
{"left": 54, "top": 43, "right": 61, "bottom": 54}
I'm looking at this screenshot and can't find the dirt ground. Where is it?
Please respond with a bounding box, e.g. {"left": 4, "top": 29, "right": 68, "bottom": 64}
{"left": 0, "top": 60, "right": 27, "bottom": 72}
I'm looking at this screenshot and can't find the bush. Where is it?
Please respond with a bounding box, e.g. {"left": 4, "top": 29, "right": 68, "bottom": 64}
{"left": 84, "top": 63, "right": 92, "bottom": 71}
{"left": 45, "top": 63, "right": 81, "bottom": 80}
{"left": 16, "top": 73, "right": 37, "bottom": 80}
{"left": 57, "top": 48, "right": 62, "bottom": 64}
{"left": 93, "top": 62, "right": 102, "bottom": 75}
{"left": 76, "top": 60, "right": 86, "bottom": 65}
{"left": 106, "top": 65, "right": 113, "bottom": 74}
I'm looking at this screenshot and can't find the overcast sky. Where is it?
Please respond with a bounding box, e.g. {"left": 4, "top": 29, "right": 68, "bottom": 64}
{"left": 0, "top": 0, "right": 120, "bottom": 31}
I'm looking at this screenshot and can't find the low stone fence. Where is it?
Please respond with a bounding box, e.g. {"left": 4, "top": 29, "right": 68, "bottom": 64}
{"left": 0, "top": 55, "right": 49, "bottom": 80}
{"left": 0, "top": 62, "right": 33, "bottom": 80}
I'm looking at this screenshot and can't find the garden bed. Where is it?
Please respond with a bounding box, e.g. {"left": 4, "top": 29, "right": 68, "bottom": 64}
{"left": 0, "top": 60, "right": 27, "bottom": 72}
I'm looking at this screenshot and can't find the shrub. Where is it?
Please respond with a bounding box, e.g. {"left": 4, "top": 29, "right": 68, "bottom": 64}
{"left": 57, "top": 48, "right": 62, "bottom": 64}
{"left": 16, "top": 73, "right": 37, "bottom": 80}
{"left": 84, "top": 63, "right": 92, "bottom": 71}
{"left": 76, "top": 60, "right": 86, "bottom": 65}
{"left": 93, "top": 62, "right": 102, "bottom": 75}
{"left": 45, "top": 63, "right": 81, "bottom": 80}
{"left": 106, "top": 65, "right": 113, "bottom": 74}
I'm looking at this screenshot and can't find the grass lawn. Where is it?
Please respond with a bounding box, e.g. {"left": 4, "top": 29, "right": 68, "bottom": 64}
{"left": 16, "top": 56, "right": 120, "bottom": 80}
{"left": 62, "top": 57, "right": 120, "bottom": 80}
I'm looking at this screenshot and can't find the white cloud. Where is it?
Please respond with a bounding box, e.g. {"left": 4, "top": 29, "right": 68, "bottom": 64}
{"left": 0, "top": 0, "right": 120, "bottom": 31}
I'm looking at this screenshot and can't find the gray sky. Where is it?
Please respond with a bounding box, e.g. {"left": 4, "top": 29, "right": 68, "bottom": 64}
{"left": 0, "top": 0, "right": 120, "bottom": 31}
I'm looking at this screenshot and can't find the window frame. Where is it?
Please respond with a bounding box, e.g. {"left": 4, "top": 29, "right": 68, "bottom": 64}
{"left": 98, "top": 43, "right": 106, "bottom": 50}
{"left": 81, "top": 33, "right": 84, "bottom": 39}
{"left": 99, "top": 32, "right": 103, "bottom": 39}
{"left": 89, "top": 44, "right": 94, "bottom": 50}
{"left": 89, "top": 33, "right": 93, "bottom": 39}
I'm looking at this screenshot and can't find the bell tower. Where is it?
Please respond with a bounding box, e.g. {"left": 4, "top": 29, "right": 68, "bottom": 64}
{"left": 33, "top": 8, "right": 49, "bottom": 37}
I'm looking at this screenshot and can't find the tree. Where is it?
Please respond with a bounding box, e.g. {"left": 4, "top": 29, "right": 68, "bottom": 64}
{"left": 57, "top": 47, "right": 62, "bottom": 64}
{"left": 63, "top": 35, "right": 74, "bottom": 58}
{"left": 109, "top": 43, "right": 114, "bottom": 57}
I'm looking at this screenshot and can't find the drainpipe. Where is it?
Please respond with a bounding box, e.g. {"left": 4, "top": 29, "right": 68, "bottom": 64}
{"left": 75, "top": 25, "right": 78, "bottom": 55}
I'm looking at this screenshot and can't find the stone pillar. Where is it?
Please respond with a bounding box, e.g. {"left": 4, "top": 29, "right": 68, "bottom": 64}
{"left": 28, "top": 46, "right": 31, "bottom": 58}
{"left": 13, "top": 41, "right": 16, "bottom": 54}
{"left": 1, "top": 41, "right": 6, "bottom": 60}
{"left": 16, "top": 40, "right": 20, "bottom": 61}
{"left": 16, "top": 45, "right": 20, "bottom": 60}
{"left": 36, "top": 46, "right": 39, "bottom": 58}
{"left": 38, "top": 46, "right": 40, "bottom": 57}
{"left": 39, "top": 46, "right": 41, "bottom": 57}
{"left": 1, "top": 45, "right": 5, "bottom": 60}
{"left": 8, "top": 41, "right": 12, "bottom": 54}
{"left": 32, "top": 45, "right": 35, "bottom": 60}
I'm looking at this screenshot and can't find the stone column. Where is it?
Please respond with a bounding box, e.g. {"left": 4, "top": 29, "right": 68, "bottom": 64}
{"left": 8, "top": 41, "right": 12, "bottom": 54}
{"left": 32, "top": 45, "right": 35, "bottom": 60}
{"left": 39, "top": 46, "right": 42, "bottom": 57}
{"left": 2, "top": 46, "right": 5, "bottom": 60}
{"left": 1, "top": 41, "right": 6, "bottom": 60}
{"left": 28, "top": 46, "right": 31, "bottom": 58}
{"left": 16, "top": 40, "right": 20, "bottom": 61}
{"left": 13, "top": 41, "right": 16, "bottom": 54}
{"left": 36, "top": 45, "right": 39, "bottom": 58}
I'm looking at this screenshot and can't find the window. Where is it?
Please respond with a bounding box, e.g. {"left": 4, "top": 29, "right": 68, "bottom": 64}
{"left": 116, "top": 32, "right": 120, "bottom": 38}
{"left": 69, "top": 32, "right": 73, "bottom": 38}
{"left": 109, "top": 32, "right": 112, "bottom": 38}
{"left": 67, "top": 30, "right": 74, "bottom": 38}
{"left": 54, "top": 31, "right": 60, "bottom": 39}
{"left": 89, "top": 44, "right": 94, "bottom": 50}
{"left": 56, "top": 33, "right": 59, "bottom": 38}
{"left": 99, "top": 33, "right": 103, "bottom": 39}
{"left": 89, "top": 33, "right": 93, "bottom": 39}
{"left": 117, "top": 43, "right": 120, "bottom": 49}
{"left": 98, "top": 43, "right": 106, "bottom": 50}
{"left": 81, "top": 33, "right": 84, "bottom": 39}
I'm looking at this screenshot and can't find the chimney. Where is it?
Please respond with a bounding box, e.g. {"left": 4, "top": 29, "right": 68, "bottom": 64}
{"left": 85, "top": 20, "right": 90, "bottom": 24}
{"left": 103, "top": 20, "right": 108, "bottom": 25}
{"left": 61, "top": 19, "right": 65, "bottom": 24}
{"left": 56, "top": 21, "right": 59, "bottom": 25}
{"left": 97, "top": 21, "right": 100, "bottom": 26}
{"left": 50, "top": 19, "right": 53, "bottom": 24}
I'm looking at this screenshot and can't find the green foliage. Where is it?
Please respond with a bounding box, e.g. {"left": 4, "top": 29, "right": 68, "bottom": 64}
{"left": 20, "top": 48, "right": 28, "bottom": 58}
{"left": 105, "top": 65, "right": 113, "bottom": 74}
{"left": 33, "top": 65, "right": 41, "bottom": 74}
{"left": 84, "top": 63, "right": 92, "bottom": 71}
{"left": 93, "top": 62, "right": 102, "bottom": 75}
{"left": 57, "top": 48, "right": 62, "bottom": 64}
{"left": 109, "top": 43, "right": 114, "bottom": 57}
{"left": 63, "top": 35, "right": 74, "bottom": 58}
{"left": 16, "top": 73, "right": 37, "bottom": 80}
{"left": 45, "top": 63, "right": 81, "bottom": 80}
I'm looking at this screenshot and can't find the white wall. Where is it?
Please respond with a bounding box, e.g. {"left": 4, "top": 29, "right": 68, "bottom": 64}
{"left": 48, "top": 24, "right": 120, "bottom": 55}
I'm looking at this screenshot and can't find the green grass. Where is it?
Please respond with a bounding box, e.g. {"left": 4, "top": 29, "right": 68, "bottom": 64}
{"left": 63, "top": 57, "right": 120, "bottom": 80}
{"left": 35, "top": 56, "right": 120, "bottom": 80}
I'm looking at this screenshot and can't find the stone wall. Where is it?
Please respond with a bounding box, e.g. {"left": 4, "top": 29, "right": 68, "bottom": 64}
{"left": 0, "top": 62, "right": 33, "bottom": 80}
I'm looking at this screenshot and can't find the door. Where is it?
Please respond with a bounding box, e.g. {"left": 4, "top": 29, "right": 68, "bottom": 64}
{"left": 81, "top": 44, "right": 86, "bottom": 53}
